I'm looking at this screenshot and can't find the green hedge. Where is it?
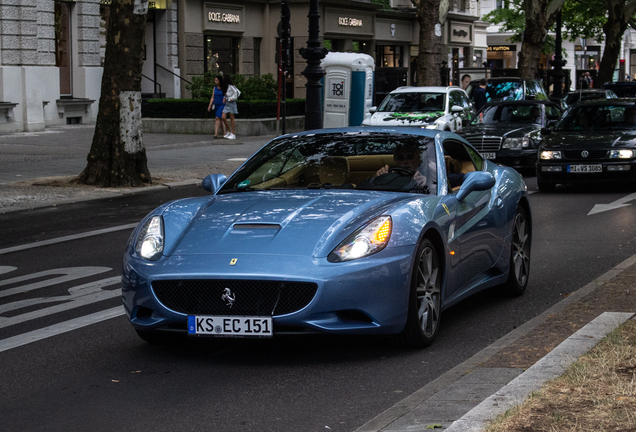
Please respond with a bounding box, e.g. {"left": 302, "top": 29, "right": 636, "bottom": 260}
{"left": 144, "top": 98, "right": 306, "bottom": 119}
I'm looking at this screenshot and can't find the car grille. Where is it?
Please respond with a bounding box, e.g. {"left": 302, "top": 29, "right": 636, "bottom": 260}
{"left": 563, "top": 150, "right": 608, "bottom": 160}
{"left": 152, "top": 279, "right": 318, "bottom": 316}
{"left": 464, "top": 135, "right": 502, "bottom": 152}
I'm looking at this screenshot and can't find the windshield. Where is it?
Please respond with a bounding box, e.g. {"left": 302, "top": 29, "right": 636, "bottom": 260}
{"left": 219, "top": 133, "right": 437, "bottom": 195}
{"left": 471, "top": 104, "right": 542, "bottom": 125}
{"left": 556, "top": 105, "right": 636, "bottom": 131}
{"left": 378, "top": 92, "right": 446, "bottom": 113}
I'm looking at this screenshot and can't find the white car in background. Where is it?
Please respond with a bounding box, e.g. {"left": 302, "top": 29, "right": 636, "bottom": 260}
{"left": 362, "top": 86, "right": 474, "bottom": 133}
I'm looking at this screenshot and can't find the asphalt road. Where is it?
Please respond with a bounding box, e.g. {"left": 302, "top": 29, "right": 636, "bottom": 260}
{"left": 2, "top": 179, "right": 636, "bottom": 431}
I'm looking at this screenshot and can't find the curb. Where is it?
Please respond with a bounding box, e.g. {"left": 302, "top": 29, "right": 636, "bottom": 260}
{"left": 446, "top": 311, "right": 635, "bottom": 432}
{"left": 355, "top": 251, "right": 636, "bottom": 432}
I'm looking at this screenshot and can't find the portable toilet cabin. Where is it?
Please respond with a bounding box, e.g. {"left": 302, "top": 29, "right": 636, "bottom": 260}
{"left": 321, "top": 52, "right": 375, "bottom": 128}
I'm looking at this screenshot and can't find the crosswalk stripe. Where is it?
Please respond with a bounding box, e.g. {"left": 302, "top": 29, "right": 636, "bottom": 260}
{"left": 0, "top": 306, "right": 125, "bottom": 353}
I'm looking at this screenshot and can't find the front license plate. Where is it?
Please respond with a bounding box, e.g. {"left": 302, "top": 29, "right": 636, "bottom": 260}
{"left": 188, "top": 315, "right": 273, "bottom": 338}
{"left": 567, "top": 164, "right": 602, "bottom": 173}
{"left": 480, "top": 152, "right": 496, "bottom": 159}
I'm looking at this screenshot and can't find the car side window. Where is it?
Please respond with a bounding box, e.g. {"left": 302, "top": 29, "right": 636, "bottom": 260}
{"left": 545, "top": 105, "right": 561, "bottom": 120}
{"left": 459, "top": 92, "right": 472, "bottom": 109}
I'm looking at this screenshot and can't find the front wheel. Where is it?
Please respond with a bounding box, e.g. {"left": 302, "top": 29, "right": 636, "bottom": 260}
{"left": 397, "top": 238, "right": 442, "bottom": 348}
{"left": 503, "top": 206, "right": 531, "bottom": 296}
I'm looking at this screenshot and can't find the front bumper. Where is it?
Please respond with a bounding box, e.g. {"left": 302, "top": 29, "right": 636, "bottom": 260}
{"left": 536, "top": 161, "right": 636, "bottom": 183}
{"left": 490, "top": 148, "right": 538, "bottom": 170}
{"left": 122, "top": 245, "right": 416, "bottom": 336}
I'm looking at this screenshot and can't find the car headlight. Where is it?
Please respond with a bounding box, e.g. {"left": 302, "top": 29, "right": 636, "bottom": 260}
{"left": 423, "top": 124, "right": 437, "bottom": 130}
{"left": 540, "top": 150, "right": 562, "bottom": 160}
{"left": 135, "top": 215, "right": 164, "bottom": 261}
{"left": 328, "top": 216, "right": 392, "bottom": 262}
{"left": 610, "top": 149, "right": 635, "bottom": 159}
{"left": 502, "top": 137, "right": 531, "bottom": 149}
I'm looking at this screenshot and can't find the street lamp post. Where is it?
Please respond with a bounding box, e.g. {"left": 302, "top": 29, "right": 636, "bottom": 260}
{"left": 550, "top": 9, "right": 566, "bottom": 99}
{"left": 299, "top": 0, "right": 327, "bottom": 131}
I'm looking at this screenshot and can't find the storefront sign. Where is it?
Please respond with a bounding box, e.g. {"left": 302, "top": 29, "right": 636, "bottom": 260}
{"left": 204, "top": 4, "right": 245, "bottom": 32}
{"left": 575, "top": 45, "right": 600, "bottom": 54}
{"left": 487, "top": 45, "right": 517, "bottom": 52}
{"left": 339, "top": 17, "right": 363, "bottom": 27}
{"left": 448, "top": 22, "right": 471, "bottom": 44}
{"left": 208, "top": 12, "right": 240, "bottom": 23}
{"left": 325, "top": 9, "right": 374, "bottom": 36}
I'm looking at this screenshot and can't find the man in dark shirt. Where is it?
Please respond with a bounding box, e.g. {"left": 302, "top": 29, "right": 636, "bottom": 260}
{"left": 473, "top": 78, "right": 488, "bottom": 120}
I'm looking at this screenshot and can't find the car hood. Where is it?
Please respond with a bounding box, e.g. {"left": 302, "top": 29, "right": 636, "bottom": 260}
{"left": 541, "top": 129, "right": 636, "bottom": 149}
{"left": 160, "top": 190, "right": 417, "bottom": 258}
{"left": 463, "top": 124, "right": 539, "bottom": 138}
{"left": 363, "top": 111, "right": 444, "bottom": 126}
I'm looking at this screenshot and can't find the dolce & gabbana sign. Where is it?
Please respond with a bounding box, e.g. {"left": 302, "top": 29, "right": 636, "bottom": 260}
{"left": 325, "top": 9, "right": 374, "bottom": 36}
{"left": 339, "top": 17, "right": 363, "bottom": 27}
{"left": 204, "top": 3, "right": 245, "bottom": 31}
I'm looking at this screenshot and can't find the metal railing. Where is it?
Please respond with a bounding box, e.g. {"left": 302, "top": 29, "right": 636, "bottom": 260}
{"left": 156, "top": 64, "right": 192, "bottom": 85}
{"left": 141, "top": 74, "right": 162, "bottom": 95}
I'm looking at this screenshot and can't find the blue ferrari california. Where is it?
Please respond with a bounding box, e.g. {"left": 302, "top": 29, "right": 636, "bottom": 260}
{"left": 122, "top": 127, "right": 531, "bottom": 347}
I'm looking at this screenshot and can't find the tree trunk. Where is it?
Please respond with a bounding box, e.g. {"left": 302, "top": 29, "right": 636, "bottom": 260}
{"left": 415, "top": 0, "right": 442, "bottom": 86}
{"left": 518, "top": 0, "right": 566, "bottom": 80}
{"left": 75, "top": 0, "right": 151, "bottom": 188}
{"left": 597, "top": 0, "right": 636, "bottom": 86}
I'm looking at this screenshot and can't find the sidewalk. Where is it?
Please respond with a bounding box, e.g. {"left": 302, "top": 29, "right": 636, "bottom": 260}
{"left": 0, "top": 125, "right": 275, "bottom": 213}
{"left": 0, "top": 125, "right": 635, "bottom": 431}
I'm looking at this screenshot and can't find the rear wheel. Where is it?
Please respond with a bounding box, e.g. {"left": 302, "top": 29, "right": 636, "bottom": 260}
{"left": 398, "top": 238, "right": 442, "bottom": 348}
{"left": 503, "top": 206, "right": 531, "bottom": 296}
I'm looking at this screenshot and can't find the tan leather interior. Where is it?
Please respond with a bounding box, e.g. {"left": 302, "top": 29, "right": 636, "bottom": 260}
{"left": 319, "top": 156, "right": 350, "bottom": 185}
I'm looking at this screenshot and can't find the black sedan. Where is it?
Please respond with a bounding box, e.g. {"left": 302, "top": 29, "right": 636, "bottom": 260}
{"left": 461, "top": 100, "right": 562, "bottom": 173}
{"left": 537, "top": 99, "right": 636, "bottom": 192}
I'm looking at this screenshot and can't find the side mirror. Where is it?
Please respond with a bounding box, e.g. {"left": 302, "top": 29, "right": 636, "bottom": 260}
{"left": 202, "top": 174, "right": 227, "bottom": 193}
{"left": 541, "top": 127, "right": 552, "bottom": 136}
{"left": 456, "top": 171, "right": 496, "bottom": 202}
{"left": 369, "top": 106, "right": 377, "bottom": 114}
{"left": 451, "top": 105, "right": 463, "bottom": 113}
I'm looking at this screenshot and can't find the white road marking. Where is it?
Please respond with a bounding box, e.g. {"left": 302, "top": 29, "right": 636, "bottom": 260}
{"left": 0, "top": 276, "right": 121, "bottom": 329}
{"left": 588, "top": 192, "right": 636, "bottom": 215}
{"left": 0, "top": 306, "right": 125, "bottom": 353}
{"left": 0, "top": 267, "right": 112, "bottom": 298}
{"left": 227, "top": 158, "right": 248, "bottom": 161}
{"left": 0, "top": 223, "right": 138, "bottom": 255}
{"left": 0, "top": 266, "right": 17, "bottom": 275}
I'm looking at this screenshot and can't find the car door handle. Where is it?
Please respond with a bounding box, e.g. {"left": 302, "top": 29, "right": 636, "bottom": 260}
{"left": 495, "top": 197, "right": 504, "bottom": 208}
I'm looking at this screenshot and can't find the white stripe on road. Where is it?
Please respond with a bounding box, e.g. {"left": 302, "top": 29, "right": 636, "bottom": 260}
{"left": 0, "top": 276, "right": 121, "bottom": 329}
{"left": 0, "top": 223, "right": 138, "bottom": 255}
{"left": 0, "top": 306, "right": 125, "bottom": 353}
{"left": 0, "top": 267, "right": 112, "bottom": 298}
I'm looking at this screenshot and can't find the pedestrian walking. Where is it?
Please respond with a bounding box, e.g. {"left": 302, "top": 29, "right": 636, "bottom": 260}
{"left": 473, "top": 78, "right": 488, "bottom": 120}
{"left": 579, "top": 73, "right": 589, "bottom": 89}
{"left": 207, "top": 75, "right": 226, "bottom": 139}
{"left": 222, "top": 76, "right": 240, "bottom": 140}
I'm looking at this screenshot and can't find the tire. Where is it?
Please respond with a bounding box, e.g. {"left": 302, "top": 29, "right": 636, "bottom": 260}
{"left": 135, "top": 328, "right": 185, "bottom": 344}
{"left": 537, "top": 179, "right": 556, "bottom": 192}
{"left": 397, "top": 238, "right": 442, "bottom": 348}
{"left": 503, "top": 206, "right": 531, "bottom": 296}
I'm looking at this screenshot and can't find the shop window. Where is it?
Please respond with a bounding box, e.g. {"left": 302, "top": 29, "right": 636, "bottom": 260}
{"left": 352, "top": 40, "right": 371, "bottom": 55}
{"left": 376, "top": 45, "right": 403, "bottom": 68}
{"left": 55, "top": 1, "right": 72, "bottom": 96}
{"left": 206, "top": 36, "right": 239, "bottom": 75}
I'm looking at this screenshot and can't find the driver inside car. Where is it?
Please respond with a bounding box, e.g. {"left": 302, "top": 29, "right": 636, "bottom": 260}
{"left": 371, "top": 143, "right": 428, "bottom": 189}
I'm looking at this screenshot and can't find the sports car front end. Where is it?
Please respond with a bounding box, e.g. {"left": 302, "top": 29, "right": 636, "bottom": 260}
{"left": 122, "top": 190, "right": 429, "bottom": 338}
